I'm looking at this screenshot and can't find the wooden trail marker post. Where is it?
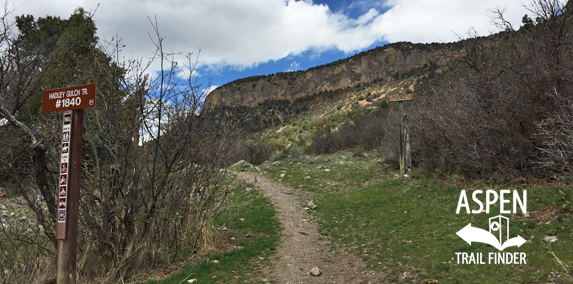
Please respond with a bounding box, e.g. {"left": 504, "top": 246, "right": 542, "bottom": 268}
{"left": 42, "top": 83, "right": 96, "bottom": 284}
{"left": 386, "top": 94, "right": 413, "bottom": 177}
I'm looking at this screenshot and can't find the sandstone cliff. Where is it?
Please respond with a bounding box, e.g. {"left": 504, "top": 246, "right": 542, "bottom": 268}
{"left": 204, "top": 41, "right": 465, "bottom": 110}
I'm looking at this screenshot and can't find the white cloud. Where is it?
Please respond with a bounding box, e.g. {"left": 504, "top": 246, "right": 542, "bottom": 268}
{"left": 286, "top": 61, "right": 301, "bottom": 72}
{"left": 203, "top": 85, "right": 218, "bottom": 95}
{"left": 373, "top": 0, "right": 530, "bottom": 43}
{"left": 8, "top": 0, "right": 532, "bottom": 71}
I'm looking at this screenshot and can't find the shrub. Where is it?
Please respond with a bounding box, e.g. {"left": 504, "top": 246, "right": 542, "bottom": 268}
{"left": 407, "top": 5, "right": 573, "bottom": 178}
{"left": 232, "top": 141, "right": 274, "bottom": 165}
{"left": 270, "top": 149, "right": 288, "bottom": 161}
{"left": 311, "top": 110, "right": 388, "bottom": 154}
{"left": 287, "top": 145, "right": 304, "bottom": 160}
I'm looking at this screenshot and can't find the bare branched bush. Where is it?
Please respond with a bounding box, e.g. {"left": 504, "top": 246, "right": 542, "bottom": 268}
{"left": 408, "top": 0, "right": 573, "bottom": 177}
{"left": 376, "top": 108, "right": 400, "bottom": 165}
{"left": 76, "top": 19, "right": 238, "bottom": 283}
{"left": 0, "top": 9, "right": 238, "bottom": 283}
{"left": 0, "top": 216, "right": 55, "bottom": 283}
{"left": 535, "top": 102, "right": 573, "bottom": 178}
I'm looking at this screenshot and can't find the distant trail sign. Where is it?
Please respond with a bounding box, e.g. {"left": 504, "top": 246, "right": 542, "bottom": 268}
{"left": 386, "top": 94, "right": 413, "bottom": 103}
{"left": 42, "top": 83, "right": 96, "bottom": 113}
{"left": 386, "top": 93, "right": 413, "bottom": 176}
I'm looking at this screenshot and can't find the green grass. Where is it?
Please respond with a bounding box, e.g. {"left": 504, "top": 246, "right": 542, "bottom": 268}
{"left": 146, "top": 180, "right": 280, "bottom": 284}
{"left": 258, "top": 150, "right": 573, "bottom": 284}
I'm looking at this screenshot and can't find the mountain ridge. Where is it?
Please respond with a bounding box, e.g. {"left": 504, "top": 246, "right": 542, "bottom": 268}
{"left": 204, "top": 40, "right": 467, "bottom": 110}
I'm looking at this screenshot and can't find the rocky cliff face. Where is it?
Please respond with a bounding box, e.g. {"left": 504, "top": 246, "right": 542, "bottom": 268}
{"left": 204, "top": 42, "right": 465, "bottom": 110}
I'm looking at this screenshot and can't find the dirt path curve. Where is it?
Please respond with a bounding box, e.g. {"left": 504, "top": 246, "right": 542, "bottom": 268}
{"left": 235, "top": 171, "right": 382, "bottom": 284}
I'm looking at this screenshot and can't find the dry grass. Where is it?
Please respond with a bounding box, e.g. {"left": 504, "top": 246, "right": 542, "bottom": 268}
{"left": 1, "top": 256, "right": 55, "bottom": 284}
{"left": 130, "top": 229, "right": 236, "bottom": 284}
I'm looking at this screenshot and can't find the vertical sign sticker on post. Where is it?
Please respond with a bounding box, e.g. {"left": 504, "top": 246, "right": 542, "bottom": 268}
{"left": 56, "top": 110, "right": 72, "bottom": 239}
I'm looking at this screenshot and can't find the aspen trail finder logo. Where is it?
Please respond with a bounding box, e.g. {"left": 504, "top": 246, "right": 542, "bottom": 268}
{"left": 454, "top": 189, "right": 528, "bottom": 265}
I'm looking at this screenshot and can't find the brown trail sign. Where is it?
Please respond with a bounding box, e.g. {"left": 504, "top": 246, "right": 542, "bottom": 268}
{"left": 42, "top": 83, "right": 96, "bottom": 113}
{"left": 386, "top": 93, "right": 413, "bottom": 103}
{"left": 43, "top": 84, "right": 95, "bottom": 284}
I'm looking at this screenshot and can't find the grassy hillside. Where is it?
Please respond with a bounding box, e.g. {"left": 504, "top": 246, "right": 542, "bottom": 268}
{"left": 250, "top": 150, "right": 573, "bottom": 283}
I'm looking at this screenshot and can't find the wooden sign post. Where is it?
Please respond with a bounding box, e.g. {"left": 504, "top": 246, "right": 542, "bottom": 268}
{"left": 42, "top": 84, "right": 96, "bottom": 284}
{"left": 386, "top": 94, "right": 413, "bottom": 177}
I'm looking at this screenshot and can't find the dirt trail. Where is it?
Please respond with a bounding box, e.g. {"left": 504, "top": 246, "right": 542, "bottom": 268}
{"left": 236, "top": 171, "right": 382, "bottom": 284}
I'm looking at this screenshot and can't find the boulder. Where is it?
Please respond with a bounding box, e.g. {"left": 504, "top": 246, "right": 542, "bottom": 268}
{"left": 307, "top": 201, "right": 317, "bottom": 210}
{"left": 311, "top": 156, "right": 327, "bottom": 164}
{"left": 309, "top": 267, "right": 321, "bottom": 276}
{"left": 14, "top": 196, "right": 26, "bottom": 205}
{"left": 231, "top": 160, "right": 253, "bottom": 168}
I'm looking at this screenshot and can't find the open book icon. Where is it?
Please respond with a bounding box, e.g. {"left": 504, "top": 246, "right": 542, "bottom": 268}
{"left": 456, "top": 215, "right": 526, "bottom": 251}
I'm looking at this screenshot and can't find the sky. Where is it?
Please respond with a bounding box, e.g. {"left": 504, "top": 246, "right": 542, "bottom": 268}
{"left": 6, "top": 0, "right": 532, "bottom": 92}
